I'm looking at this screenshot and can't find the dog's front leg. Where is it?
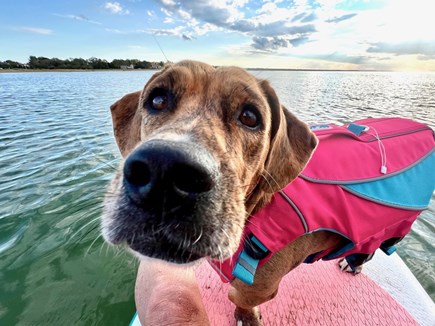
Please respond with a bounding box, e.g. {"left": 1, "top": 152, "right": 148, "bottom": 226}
{"left": 227, "top": 242, "right": 305, "bottom": 326}
{"left": 229, "top": 277, "right": 280, "bottom": 326}
{"left": 228, "top": 232, "right": 344, "bottom": 325}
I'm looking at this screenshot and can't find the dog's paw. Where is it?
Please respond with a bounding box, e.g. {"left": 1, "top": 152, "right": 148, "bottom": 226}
{"left": 338, "top": 258, "right": 362, "bottom": 274}
{"left": 235, "top": 307, "right": 262, "bottom": 326}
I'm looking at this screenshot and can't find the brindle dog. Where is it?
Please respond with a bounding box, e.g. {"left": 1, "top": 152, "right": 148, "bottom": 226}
{"left": 102, "top": 60, "right": 337, "bottom": 325}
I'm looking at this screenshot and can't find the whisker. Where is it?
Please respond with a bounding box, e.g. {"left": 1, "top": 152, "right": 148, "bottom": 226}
{"left": 67, "top": 216, "right": 100, "bottom": 245}
{"left": 192, "top": 226, "right": 203, "bottom": 245}
{"left": 85, "top": 233, "right": 103, "bottom": 258}
{"left": 263, "top": 169, "right": 280, "bottom": 190}
{"left": 260, "top": 171, "right": 276, "bottom": 193}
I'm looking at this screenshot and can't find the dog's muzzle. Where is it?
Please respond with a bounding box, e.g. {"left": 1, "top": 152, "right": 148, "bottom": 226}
{"left": 106, "top": 139, "right": 221, "bottom": 263}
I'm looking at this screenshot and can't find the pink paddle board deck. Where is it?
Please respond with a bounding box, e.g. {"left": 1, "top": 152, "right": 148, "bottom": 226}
{"left": 195, "top": 260, "right": 418, "bottom": 325}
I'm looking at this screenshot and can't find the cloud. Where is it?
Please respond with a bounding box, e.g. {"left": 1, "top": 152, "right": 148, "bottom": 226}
{"left": 53, "top": 14, "right": 102, "bottom": 25}
{"left": 291, "top": 12, "right": 307, "bottom": 22}
{"left": 289, "top": 36, "right": 311, "bottom": 47}
{"left": 106, "top": 27, "right": 194, "bottom": 42}
{"left": 252, "top": 36, "right": 289, "bottom": 51}
{"left": 367, "top": 41, "right": 435, "bottom": 56}
{"left": 418, "top": 55, "right": 435, "bottom": 61}
{"left": 300, "top": 12, "right": 317, "bottom": 23}
{"left": 14, "top": 27, "right": 53, "bottom": 35}
{"left": 326, "top": 13, "right": 357, "bottom": 23}
{"left": 153, "top": 0, "right": 320, "bottom": 52}
{"left": 307, "top": 52, "right": 368, "bottom": 65}
{"left": 182, "top": 34, "right": 194, "bottom": 41}
{"left": 251, "top": 34, "right": 312, "bottom": 52}
{"left": 104, "top": 2, "right": 130, "bottom": 15}
{"left": 230, "top": 20, "right": 316, "bottom": 38}
{"left": 105, "top": 28, "right": 147, "bottom": 34}
{"left": 146, "top": 26, "right": 192, "bottom": 40}
{"left": 229, "top": 19, "right": 256, "bottom": 33}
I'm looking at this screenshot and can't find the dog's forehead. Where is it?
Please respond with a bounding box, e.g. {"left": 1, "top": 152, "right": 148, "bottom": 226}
{"left": 159, "top": 62, "right": 260, "bottom": 91}
{"left": 215, "top": 66, "right": 256, "bottom": 80}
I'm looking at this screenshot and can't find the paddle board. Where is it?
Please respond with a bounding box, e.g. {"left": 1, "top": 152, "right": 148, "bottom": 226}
{"left": 130, "top": 250, "right": 435, "bottom": 325}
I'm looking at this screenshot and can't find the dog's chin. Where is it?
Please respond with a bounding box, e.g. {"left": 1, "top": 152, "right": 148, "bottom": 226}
{"left": 127, "top": 236, "right": 204, "bottom": 264}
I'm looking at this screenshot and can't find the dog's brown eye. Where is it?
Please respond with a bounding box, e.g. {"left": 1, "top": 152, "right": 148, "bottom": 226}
{"left": 239, "top": 105, "right": 261, "bottom": 129}
{"left": 146, "top": 88, "right": 172, "bottom": 111}
{"left": 152, "top": 95, "right": 168, "bottom": 110}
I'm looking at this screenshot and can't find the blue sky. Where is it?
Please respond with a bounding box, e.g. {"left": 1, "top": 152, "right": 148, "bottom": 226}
{"left": 2, "top": 0, "right": 435, "bottom": 70}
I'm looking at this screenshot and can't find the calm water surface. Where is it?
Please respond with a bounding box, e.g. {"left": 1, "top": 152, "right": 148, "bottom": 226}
{"left": 0, "top": 70, "right": 434, "bottom": 325}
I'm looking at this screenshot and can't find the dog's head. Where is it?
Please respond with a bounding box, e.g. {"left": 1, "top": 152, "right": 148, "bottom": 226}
{"left": 102, "top": 60, "right": 317, "bottom": 263}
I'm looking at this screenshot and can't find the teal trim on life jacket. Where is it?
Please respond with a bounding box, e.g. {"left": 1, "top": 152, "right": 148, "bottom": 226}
{"left": 343, "top": 151, "right": 435, "bottom": 209}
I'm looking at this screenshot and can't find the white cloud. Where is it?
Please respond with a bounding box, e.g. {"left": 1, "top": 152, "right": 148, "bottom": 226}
{"left": 148, "top": 26, "right": 185, "bottom": 37}
{"left": 193, "top": 23, "right": 219, "bottom": 36}
{"left": 367, "top": 41, "right": 435, "bottom": 56}
{"left": 104, "top": 2, "right": 130, "bottom": 15}
{"left": 163, "top": 17, "right": 174, "bottom": 24}
{"left": 53, "top": 14, "right": 102, "bottom": 25}
{"left": 15, "top": 27, "right": 53, "bottom": 35}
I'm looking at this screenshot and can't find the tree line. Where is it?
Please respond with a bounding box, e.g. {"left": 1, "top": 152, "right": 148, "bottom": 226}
{"left": 0, "top": 56, "right": 165, "bottom": 70}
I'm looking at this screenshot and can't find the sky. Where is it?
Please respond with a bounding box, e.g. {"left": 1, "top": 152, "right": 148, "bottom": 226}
{"left": 1, "top": 0, "right": 435, "bottom": 71}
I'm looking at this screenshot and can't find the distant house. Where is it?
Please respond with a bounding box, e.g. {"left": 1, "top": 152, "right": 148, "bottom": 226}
{"left": 150, "top": 62, "right": 161, "bottom": 69}
{"left": 120, "top": 64, "right": 134, "bottom": 70}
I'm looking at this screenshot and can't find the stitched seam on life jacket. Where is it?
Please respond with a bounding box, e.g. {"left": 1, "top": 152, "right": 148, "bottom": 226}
{"left": 300, "top": 147, "right": 435, "bottom": 185}
{"left": 278, "top": 190, "right": 308, "bottom": 232}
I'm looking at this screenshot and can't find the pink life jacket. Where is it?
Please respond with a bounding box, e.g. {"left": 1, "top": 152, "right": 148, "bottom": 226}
{"left": 210, "top": 117, "right": 435, "bottom": 285}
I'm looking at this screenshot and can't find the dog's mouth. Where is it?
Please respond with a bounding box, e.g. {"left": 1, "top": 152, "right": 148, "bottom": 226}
{"left": 126, "top": 228, "right": 204, "bottom": 263}
{"left": 107, "top": 218, "right": 215, "bottom": 263}
{"left": 103, "top": 194, "right": 223, "bottom": 263}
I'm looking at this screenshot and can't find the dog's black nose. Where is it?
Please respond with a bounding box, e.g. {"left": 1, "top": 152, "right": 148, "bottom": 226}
{"left": 123, "top": 140, "right": 218, "bottom": 209}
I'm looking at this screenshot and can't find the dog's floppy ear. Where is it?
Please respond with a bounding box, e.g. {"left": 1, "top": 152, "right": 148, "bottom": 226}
{"left": 259, "top": 80, "right": 318, "bottom": 193}
{"left": 110, "top": 91, "right": 142, "bottom": 157}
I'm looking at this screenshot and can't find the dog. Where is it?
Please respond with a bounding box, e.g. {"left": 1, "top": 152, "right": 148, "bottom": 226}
{"left": 101, "top": 60, "right": 434, "bottom": 325}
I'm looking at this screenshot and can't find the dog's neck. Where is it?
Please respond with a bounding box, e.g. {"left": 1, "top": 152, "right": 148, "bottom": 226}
{"left": 245, "top": 186, "right": 274, "bottom": 216}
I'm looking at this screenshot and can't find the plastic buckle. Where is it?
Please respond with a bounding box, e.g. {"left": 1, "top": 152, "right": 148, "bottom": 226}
{"left": 232, "top": 235, "right": 269, "bottom": 285}
{"left": 381, "top": 245, "right": 397, "bottom": 256}
{"left": 347, "top": 123, "right": 367, "bottom": 136}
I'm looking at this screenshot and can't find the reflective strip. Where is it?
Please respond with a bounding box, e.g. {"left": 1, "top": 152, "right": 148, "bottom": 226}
{"left": 232, "top": 250, "right": 260, "bottom": 285}
{"left": 237, "top": 256, "right": 256, "bottom": 275}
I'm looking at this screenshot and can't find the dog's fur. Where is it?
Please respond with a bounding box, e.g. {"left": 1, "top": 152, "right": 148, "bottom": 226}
{"left": 102, "top": 60, "right": 346, "bottom": 325}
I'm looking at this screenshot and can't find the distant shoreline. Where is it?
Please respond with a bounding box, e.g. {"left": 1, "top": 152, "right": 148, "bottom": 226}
{"left": 2, "top": 68, "right": 431, "bottom": 73}
{"left": 1, "top": 68, "right": 392, "bottom": 73}
{"left": 0, "top": 68, "right": 160, "bottom": 73}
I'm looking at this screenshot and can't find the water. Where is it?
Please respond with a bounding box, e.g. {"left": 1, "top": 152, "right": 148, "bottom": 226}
{"left": 0, "top": 70, "right": 434, "bottom": 325}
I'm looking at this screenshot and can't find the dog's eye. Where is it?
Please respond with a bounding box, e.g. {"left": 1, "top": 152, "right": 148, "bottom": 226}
{"left": 152, "top": 95, "right": 168, "bottom": 110}
{"left": 146, "top": 88, "right": 171, "bottom": 111}
{"left": 239, "top": 105, "right": 261, "bottom": 129}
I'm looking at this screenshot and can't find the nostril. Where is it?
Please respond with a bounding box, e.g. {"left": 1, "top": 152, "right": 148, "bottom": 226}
{"left": 124, "top": 159, "right": 151, "bottom": 187}
{"left": 173, "top": 163, "right": 216, "bottom": 194}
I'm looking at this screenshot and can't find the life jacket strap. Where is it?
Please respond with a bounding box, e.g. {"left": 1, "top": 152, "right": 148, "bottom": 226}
{"left": 232, "top": 235, "right": 269, "bottom": 285}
